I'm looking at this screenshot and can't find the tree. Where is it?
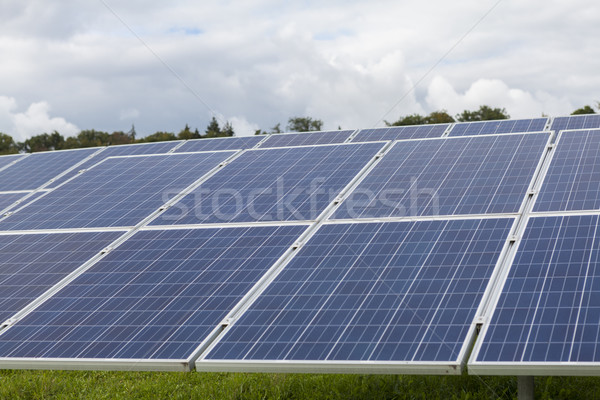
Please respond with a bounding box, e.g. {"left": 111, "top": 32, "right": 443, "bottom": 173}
{"left": 571, "top": 105, "right": 596, "bottom": 115}
{"left": 18, "top": 131, "right": 65, "bottom": 152}
{"left": 108, "top": 131, "right": 135, "bottom": 145}
{"left": 456, "top": 105, "right": 510, "bottom": 122}
{"left": 385, "top": 110, "right": 455, "bottom": 126}
{"left": 138, "top": 131, "right": 177, "bottom": 142}
{"left": 221, "top": 122, "right": 234, "bottom": 137}
{"left": 204, "top": 117, "right": 221, "bottom": 138}
{"left": 0, "top": 133, "right": 17, "bottom": 154}
{"left": 178, "top": 124, "right": 201, "bottom": 140}
{"left": 73, "top": 129, "right": 110, "bottom": 147}
{"left": 287, "top": 117, "right": 323, "bottom": 132}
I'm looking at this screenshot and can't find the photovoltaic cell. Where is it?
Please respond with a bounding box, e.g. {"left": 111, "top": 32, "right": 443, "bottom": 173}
{"left": 258, "top": 130, "right": 354, "bottom": 148}
{"left": 0, "top": 193, "right": 29, "bottom": 212}
{"left": 448, "top": 118, "right": 548, "bottom": 137}
{"left": 175, "top": 136, "right": 262, "bottom": 152}
{"left": 0, "top": 154, "right": 25, "bottom": 171}
{"left": 333, "top": 133, "right": 549, "bottom": 219}
{"left": 152, "top": 142, "right": 384, "bottom": 225}
{"left": 352, "top": 125, "right": 449, "bottom": 142}
{"left": 0, "top": 152, "right": 235, "bottom": 230}
{"left": 206, "top": 218, "right": 513, "bottom": 364}
{"left": 0, "top": 148, "right": 99, "bottom": 191}
{"left": 51, "top": 141, "right": 182, "bottom": 187}
{"left": 534, "top": 130, "right": 600, "bottom": 212}
{"left": 551, "top": 114, "right": 600, "bottom": 133}
{"left": 475, "top": 215, "right": 600, "bottom": 364}
{"left": 0, "top": 225, "right": 305, "bottom": 361}
{"left": 0, "top": 231, "right": 122, "bottom": 324}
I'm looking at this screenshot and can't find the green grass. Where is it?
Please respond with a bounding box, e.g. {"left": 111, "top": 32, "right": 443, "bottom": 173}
{"left": 0, "top": 371, "right": 599, "bottom": 400}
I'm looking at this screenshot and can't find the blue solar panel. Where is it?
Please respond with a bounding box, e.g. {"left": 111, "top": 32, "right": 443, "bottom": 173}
{"left": 206, "top": 218, "right": 513, "bottom": 364}
{"left": 535, "top": 130, "right": 600, "bottom": 212}
{"left": 352, "top": 125, "right": 449, "bottom": 142}
{"left": 0, "top": 148, "right": 99, "bottom": 191}
{"left": 0, "top": 154, "right": 25, "bottom": 171}
{"left": 175, "top": 136, "right": 262, "bottom": 152}
{"left": 152, "top": 143, "right": 384, "bottom": 225}
{"left": 0, "top": 231, "right": 122, "bottom": 324}
{"left": 333, "top": 133, "right": 549, "bottom": 219}
{"left": 51, "top": 141, "right": 183, "bottom": 188}
{"left": 448, "top": 118, "right": 548, "bottom": 137}
{"left": 0, "top": 193, "right": 28, "bottom": 212}
{"left": 0, "top": 225, "right": 305, "bottom": 361}
{"left": 0, "top": 152, "right": 235, "bottom": 230}
{"left": 475, "top": 215, "right": 600, "bottom": 364}
{"left": 258, "top": 131, "right": 354, "bottom": 148}
{"left": 551, "top": 114, "right": 600, "bottom": 133}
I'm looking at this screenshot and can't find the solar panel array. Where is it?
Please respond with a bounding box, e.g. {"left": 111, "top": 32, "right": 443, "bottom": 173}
{"left": 448, "top": 118, "right": 548, "bottom": 137}
{"left": 351, "top": 125, "right": 449, "bottom": 142}
{"left": 1, "top": 117, "right": 600, "bottom": 377}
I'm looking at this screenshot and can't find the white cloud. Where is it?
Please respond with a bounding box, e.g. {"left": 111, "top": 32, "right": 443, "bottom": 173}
{"left": 0, "top": 96, "right": 79, "bottom": 141}
{"left": 426, "top": 76, "right": 574, "bottom": 119}
{"left": 0, "top": 0, "right": 598, "bottom": 136}
{"left": 227, "top": 116, "right": 260, "bottom": 137}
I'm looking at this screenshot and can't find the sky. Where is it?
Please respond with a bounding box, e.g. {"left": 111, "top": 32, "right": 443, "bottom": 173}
{"left": 0, "top": 0, "right": 598, "bottom": 140}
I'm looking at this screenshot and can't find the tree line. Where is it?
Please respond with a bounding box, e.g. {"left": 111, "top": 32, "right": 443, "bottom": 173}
{"left": 1, "top": 103, "right": 598, "bottom": 155}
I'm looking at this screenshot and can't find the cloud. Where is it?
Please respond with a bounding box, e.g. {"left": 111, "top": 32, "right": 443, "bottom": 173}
{"left": 0, "top": 96, "right": 79, "bottom": 141}
{"left": 425, "top": 76, "right": 573, "bottom": 119}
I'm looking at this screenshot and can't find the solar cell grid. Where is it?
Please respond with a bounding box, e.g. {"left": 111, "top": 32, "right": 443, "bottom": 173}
{"left": 0, "top": 148, "right": 99, "bottom": 191}
{"left": 50, "top": 141, "right": 183, "bottom": 187}
{"left": 449, "top": 118, "right": 548, "bottom": 137}
{"left": 551, "top": 114, "right": 600, "bottom": 133}
{"left": 206, "top": 218, "right": 513, "bottom": 365}
{"left": 0, "top": 154, "right": 25, "bottom": 172}
{"left": 474, "top": 215, "right": 600, "bottom": 366}
{"left": 351, "top": 125, "right": 448, "bottom": 142}
{"left": 175, "top": 136, "right": 262, "bottom": 152}
{"left": 152, "top": 142, "right": 384, "bottom": 225}
{"left": 0, "top": 151, "right": 235, "bottom": 230}
{"left": 0, "top": 231, "right": 122, "bottom": 324}
{"left": 258, "top": 130, "right": 354, "bottom": 148}
{"left": 333, "top": 133, "right": 549, "bottom": 219}
{"left": 0, "top": 225, "right": 305, "bottom": 362}
{"left": 0, "top": 193, "right": 29, "bottom": 212}
{"left": 534, "top": 130, "right": 600, "bottom": 212}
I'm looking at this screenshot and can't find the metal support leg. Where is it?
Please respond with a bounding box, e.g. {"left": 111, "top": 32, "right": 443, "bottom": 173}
{"left": 517, "top": 376, "right": 534, "bottom": 400}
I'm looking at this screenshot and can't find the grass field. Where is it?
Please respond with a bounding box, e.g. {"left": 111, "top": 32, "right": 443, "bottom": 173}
{"left": 0, "top": 370, "right": 599, "bottom": 399}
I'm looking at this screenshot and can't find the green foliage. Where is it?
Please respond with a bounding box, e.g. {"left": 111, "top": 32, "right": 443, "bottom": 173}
{"left": 138, "top": 131, "right": 177, "bottom": 143}
{"left": 18, "top": 131, "right": 65, "bottom": 153}
{"left": 0, "top": 371, "right": 599, "bottom": 399}
{"left": 456, "top": 105, "right": 510, "bottom": 122}
{"left": 0, "top": 132, "right": 19, "bottom": 154}
{"left": 287, "top": 117, "right": 323, "bottom": 132}
{"left": 178, "top": 124, "right": 201, "bottom": 140}
{"left": 571, "top": 105, "right": 596, "bottom": 115}
{"left": 386, "top": 110, "right": 455, "bottom": 127}
{"left": 204, "top": 117, "right": 235, "bottom": 138}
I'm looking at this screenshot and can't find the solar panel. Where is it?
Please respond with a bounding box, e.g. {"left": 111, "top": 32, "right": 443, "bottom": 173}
{"left": 551, "top": 114, "right": 600, "bottom": 133}
{"left": 471, "top": 215, "right": 600, "bottom": 373}
{"left": 534, "top": 130, "right": 600, "bottom": 212}
{"left": 175, "top": 136, "right": 262, "bottom": 152}
{"left": 151, "top": 142, "right": 384, "bottom": 225}
{"left": 0, "top": 225, "right": 305, "bottom": 367}
{"left": 51, "top": 141, "right": 183, "bottom": 188}
{"left": 0, "top": 154, "right": 25, "bottom": 172}
{"left": 333, "top": 133, "right": 549, "bottom": 219}
{"left": 0, "top": 152, "right": 235, "bottom": 231}
{"left": 0, "top": 231, "right": 122, "bottom": 324}
{"left": 0, "top": 193, "right": 29, "bottom": 213}
{"left": 0, "top": 148, "right": 99, "bottom": 191}
{"left": 258, "top": 130, "right": 354, "bottom": 148}
{"left": 448, "top": 118, "right": 548, "bottom": 137}
{"left": 203, "top": 218, "right": 513, "bottom": 372}
{"left": 352, "top": 125, "right": 449, "bottom": 142}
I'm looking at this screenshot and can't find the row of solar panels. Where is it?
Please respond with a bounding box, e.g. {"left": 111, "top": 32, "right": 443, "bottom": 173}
{"left": 0, "top": 114, "right": 599, "bottom": 375}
